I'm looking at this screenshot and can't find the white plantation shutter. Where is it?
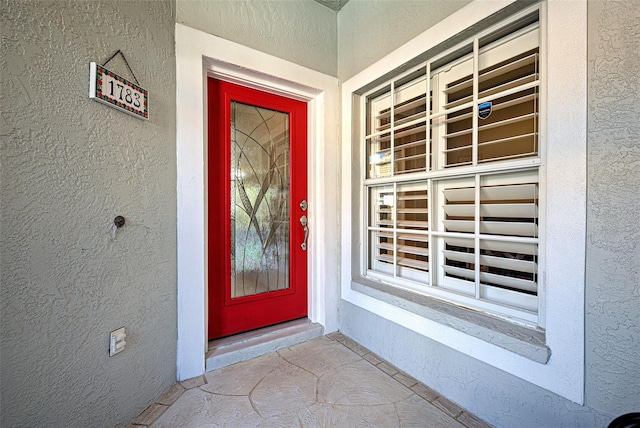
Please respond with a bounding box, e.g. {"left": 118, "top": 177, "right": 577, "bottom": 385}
{"left": 365, "top": 11, "right": 542, "bottom": 324}
{"left": 368, "top": 183, "right": 430, "bottom": 284}
{"left": 441, "top": 177, "right": 476, "bottom": 295}
{"left": 434, "top": 23, "right": 540, "bottom": 168}
{"left": 393, "top": 78, "right": 429, "bottom": 175}
{"left": 369, "top": 186, "right": 394, "bottom": 275}
{"left": 367, "top": 76, "right": 429, "bottom": 179}
{"left": 478, "top": 172, "right": 538, "bottom": 311}
{"left": 437, "top": 171, "right": 539, "bottom": 312}
{"left": 396, "top": 182, "right": 429, "bottom": 282}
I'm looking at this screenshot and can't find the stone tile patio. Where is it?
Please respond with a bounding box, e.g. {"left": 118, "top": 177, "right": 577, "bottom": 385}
{"left": 130, "top": 333, "right": 491, "bottom": 427}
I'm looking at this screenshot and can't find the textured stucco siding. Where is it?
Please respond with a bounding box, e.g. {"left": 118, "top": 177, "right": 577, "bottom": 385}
{"left": 340, "top": 301, "right": 612, "bottom": 428}
{"left": 1, "top": 0, "right": 637, "bottom": 426}
{"left": 337, "top": 0, "right": 472, "bottom": 80}
{"left": 585, "top": 0, "right": 640, "bottom": 416}
{"left": 0, "top": 1, "right": 177, "bottom": 426}
{"left": 338, "top": 0, "right": 640, "bottom": 427}
{"left": 176, "top": 0, "right": 338, "bottom": 77}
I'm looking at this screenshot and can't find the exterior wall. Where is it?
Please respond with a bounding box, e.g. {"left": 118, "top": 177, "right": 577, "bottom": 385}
{"left": 337, "top": 0, "right": 471, "bottom": 80}
{"left": 176, "top": 0, "right": 337, "bottom": 77}
{"left": 337, "top": 0, "right": 640, "bottom": 427}
{"left": 340, "top": 301, "right": 612, "bottom": 427}
{"left": 0, "top": 1, "right": 177, "bottom": 426}
{"left": 1, "top": 0, "right": 636, "bottom": 426}
{"left": 585, "top": 0, "right": 640, "bottom": 417}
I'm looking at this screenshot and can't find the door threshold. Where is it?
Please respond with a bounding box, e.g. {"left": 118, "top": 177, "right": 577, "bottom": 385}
{"left": 205, "top": 318, "right": 323, "bottom": 371}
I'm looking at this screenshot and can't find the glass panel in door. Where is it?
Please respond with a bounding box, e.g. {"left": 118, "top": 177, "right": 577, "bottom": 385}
{"left": 231, "top": 102, "right": 290, "bottom": 298}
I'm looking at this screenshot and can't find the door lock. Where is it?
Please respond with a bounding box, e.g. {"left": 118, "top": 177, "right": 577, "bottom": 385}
{"left": 300, "top": 215, "right": 309, "bottom": 251}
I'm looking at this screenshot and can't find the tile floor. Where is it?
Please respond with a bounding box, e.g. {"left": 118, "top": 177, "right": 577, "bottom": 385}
{"left": 130, "top": 333, "right": 491, "bottom": 427}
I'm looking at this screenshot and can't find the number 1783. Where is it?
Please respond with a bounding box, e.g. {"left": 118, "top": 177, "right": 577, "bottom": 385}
{"left": 106, "top": 76, "right": 142, "bottom": 108}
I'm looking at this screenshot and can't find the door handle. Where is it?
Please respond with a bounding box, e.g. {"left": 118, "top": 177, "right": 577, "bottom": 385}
{"left": 300, "top": 215, "right": 309, "bottom": 251}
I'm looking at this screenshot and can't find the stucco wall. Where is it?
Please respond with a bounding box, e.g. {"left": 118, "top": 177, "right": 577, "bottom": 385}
{"left": 176, "top": 0, "right": 338, "bottom": 77}
{"left": 337, "top": 0, "right": 471, "bottom": 80}
{"left": 0, "top": 1, "right": 177, "bottom": 426}
{"left": 340, "top": 301, "right": 613, "bottom": 427}
{"left": 585, "top": 0, "right": 640, "bottom": 416}
{"left": 337, "top": 0, "right": 640, "bottom": 427}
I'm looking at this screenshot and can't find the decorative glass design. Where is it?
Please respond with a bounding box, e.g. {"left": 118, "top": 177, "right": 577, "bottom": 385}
{"left": 231, "top": 102, "right": 290, "bottom": 298}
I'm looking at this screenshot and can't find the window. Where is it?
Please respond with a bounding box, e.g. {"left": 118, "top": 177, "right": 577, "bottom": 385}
{"left": 342, "top": 0, "right": 587, "bottom": 402}
{"left": 362, "top": 10, "right": 542, "bottom": 325}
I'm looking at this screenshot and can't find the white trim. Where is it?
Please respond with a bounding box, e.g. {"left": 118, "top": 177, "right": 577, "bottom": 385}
{"left": 341, "top": 0, "right": 586, "bottom": 403}
{"left": 176, "top": 23, "right": 339, "bottom": 381}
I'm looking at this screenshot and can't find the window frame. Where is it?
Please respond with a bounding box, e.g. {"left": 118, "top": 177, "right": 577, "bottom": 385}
{"left": 340, "top": 0, "right": 586, "bottom": 404}
{"left": 360, "top": 10, "right": 544, "bottom": 327}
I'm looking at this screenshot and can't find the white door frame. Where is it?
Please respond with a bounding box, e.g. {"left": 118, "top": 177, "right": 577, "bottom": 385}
{"left": 175, "top": 23, "right": 340, "bottom": 380}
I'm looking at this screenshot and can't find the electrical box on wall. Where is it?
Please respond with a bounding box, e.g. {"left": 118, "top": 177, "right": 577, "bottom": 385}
{"left": 109, "top": 327, "right": 126, "bottom": 356}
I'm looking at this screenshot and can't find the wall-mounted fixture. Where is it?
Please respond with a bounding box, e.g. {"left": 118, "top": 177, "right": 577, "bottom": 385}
{"left": 114, "top": 216, "right": 125, "bottom": 228}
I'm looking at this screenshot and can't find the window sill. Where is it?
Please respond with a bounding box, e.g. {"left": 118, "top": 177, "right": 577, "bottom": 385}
{"left": 351, "top": 279, "right": 550, "bottom": 364}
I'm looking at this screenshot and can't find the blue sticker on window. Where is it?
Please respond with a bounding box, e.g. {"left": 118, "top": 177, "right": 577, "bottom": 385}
{"left": 478, "top": 101, "right": 492, "bottom": 119}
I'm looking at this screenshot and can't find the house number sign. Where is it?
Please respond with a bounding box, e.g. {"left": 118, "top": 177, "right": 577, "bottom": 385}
{"left": 89, "top": 62, "right": 148, "bottom": 120}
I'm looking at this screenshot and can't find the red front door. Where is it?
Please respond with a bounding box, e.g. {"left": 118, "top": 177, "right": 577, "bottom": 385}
{"left": 207, "top": 78, "right": 308, "bottom": 340}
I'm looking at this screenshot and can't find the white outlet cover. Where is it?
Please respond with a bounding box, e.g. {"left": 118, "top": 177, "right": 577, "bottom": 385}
{"left": 109, "top": 327, "right": 126, "bottom": 356}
